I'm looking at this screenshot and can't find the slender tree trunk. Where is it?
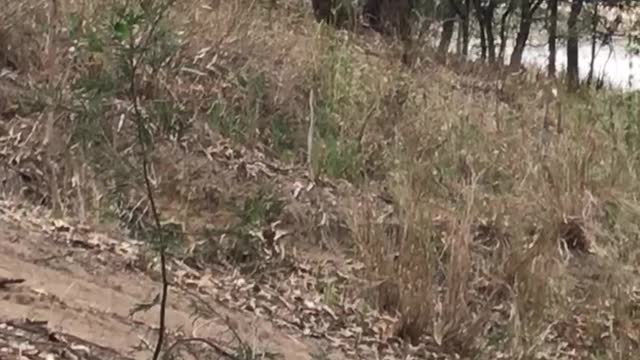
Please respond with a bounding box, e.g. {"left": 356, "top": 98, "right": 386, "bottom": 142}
{"left": 510, "top": 0, "right": 542, "bottom": 70}
{"left": 509, "top": 16, "right": 532, "bottom": 70}
{"left": 457, "top": 18, "right": 463, "bottom": 55}
{"left": 587, "top": 2, "right": 599, "bottom": 85}
{"left": 548, "top": 0, "right": 558, "bottom": 77}
{"left": 485, "top": 2, "right": 497, "bottom": 63}
{"left": 567, "top": 0, "right": 584, "bottom": 89}
{"left": 462, "top": 0, "right": 471, "bottom": 57}
{"left": 473, "top": 0, "right": 485, "bottom": 60}
{"left": 473, "top": 0, "right": 496, "bottom": 62}
{"left": 438, "top": 2, "right": 457, "bottom": 62}
{"left": 486, "top": 26, "right": 496, "bottom": 63}
{"left": 479, "top": 19, "right": 487, "bottom": 60}
{"left": 499, "top": 0, "right": 514, "bottom": 64}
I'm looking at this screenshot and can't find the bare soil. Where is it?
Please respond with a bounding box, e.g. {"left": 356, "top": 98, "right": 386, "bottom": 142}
{"left": 0, "top": 205, "right": 342, "bottom": 360}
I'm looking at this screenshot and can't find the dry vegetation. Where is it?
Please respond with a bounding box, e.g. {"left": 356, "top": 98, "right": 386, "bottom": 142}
{"left": 1, "top": 0, "right": 640, "bottom": 359}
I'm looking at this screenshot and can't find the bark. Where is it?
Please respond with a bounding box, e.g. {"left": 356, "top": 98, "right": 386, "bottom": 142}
{"left": 437, "top": 1, "right": 457, "bottom": 62}
{"left": 548, "top": 0, "right": 558, "bottom": 77}
{"left": 567, "top": 0, "right": 584, "bottom": 89}
{"left": 473, "top": 0, "right": 497, "bottom": 63}
{"left": 479, "top": 18, "right": 487, "bottom": 60}
{"left": 457, "top": 20, "right": 463, "bottom": 54}
{"left": 462, "top": 0, "right": 471, "bottom": 57}
{"left": 498, "top": 0, "right": 514, "bottom": 64}
{"left": 587, "top": 2, "right": 599, "bottom": 85}
{"left": 509, "top": 10, "right": 531, "bottom": 70}
{"left": 485, "top": 3, "right": 496, "bottom": 63}
{"left": 509, "top": 0, "right": 544, "bottom": 70}
{"left": 445, "top": 0, "right": 468, "bottom": 56}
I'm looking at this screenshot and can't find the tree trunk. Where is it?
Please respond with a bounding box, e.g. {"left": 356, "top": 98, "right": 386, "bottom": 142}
{"left": 473, "top": 0, "right": 486, "bottom": 60}
{"left": 548, "top": 0, "right": 558, "bottom": 77}
{"left": 474, "top": 0, "right": 497, "bottom": 63}
{"left": 462, "top": 0, "right": 471, "bottom": 57}
{"left": 567, "top": 0, "right": 583, "bottom": 89}
{"left": 457, "top": 20, "right": 463, "bottom": 55}
{"left": 509, "top": 16, "right": 531, "bottom": 70}
{"left": 587, "top": 2, "right": 599, "bottom": 86}
{"left": 499, "top": 0, "right": 514, "bottom": 64}
{"left": 479, "top": 18, "right": 487, "bottom": 60}
{"left": 510, "top": 0, "right": 542, "bottom": 70}
{"left": 485, "top": 2, "right": 497, "bottom": 63}
{"left": 437, "top": 2, "right": 457, "bottom": 62}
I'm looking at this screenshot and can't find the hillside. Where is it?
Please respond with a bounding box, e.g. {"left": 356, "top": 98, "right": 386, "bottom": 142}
{"left": 1, "top": 0, "right": 639, "bottom": 359}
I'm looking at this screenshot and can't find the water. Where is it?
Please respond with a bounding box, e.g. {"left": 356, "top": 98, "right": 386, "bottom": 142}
{"left": 458, "top": 35, "right": 640, "bottom": 91}
{"left": 518, "top": 38, "right": 640, "bottom": 90}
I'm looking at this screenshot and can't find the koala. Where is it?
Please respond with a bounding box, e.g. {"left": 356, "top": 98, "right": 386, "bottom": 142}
{"left": 310, "top": 0, "right": 415, "bottom": 65}
{"left": 362, "top": 0, "right": 414, "bottom": 41}
{"left": 310, "top": 0, "right": 357, "bottom": 29}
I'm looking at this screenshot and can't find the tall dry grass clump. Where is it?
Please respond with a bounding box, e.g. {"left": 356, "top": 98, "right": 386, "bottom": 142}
{"left": 350, "top": 54, "right": 640, "bottom": 356}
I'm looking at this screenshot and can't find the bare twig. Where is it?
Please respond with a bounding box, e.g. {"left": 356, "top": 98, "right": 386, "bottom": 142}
{"left": 307, "top": 89, "right": 316, "bottom": 181}
{"left": 0, "top": 277, "right": 25, "bottom": 289}
{"left": 128, "top": 293, "right": 161, "bottom": 318}
{"left": 44, "top": 0, "right": 63, "bottom": 218}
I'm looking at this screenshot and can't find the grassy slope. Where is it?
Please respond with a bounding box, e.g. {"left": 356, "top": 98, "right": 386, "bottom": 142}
{"left": 2, "top": 0, "right": 640, "bottom": 359}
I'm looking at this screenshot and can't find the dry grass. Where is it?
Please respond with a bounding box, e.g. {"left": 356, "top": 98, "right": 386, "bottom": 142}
{"left": 349, "top": 74, "right": 640, "bottom": 356}
{"left": 1, "top": 0, "right": 640, "bottom": 358}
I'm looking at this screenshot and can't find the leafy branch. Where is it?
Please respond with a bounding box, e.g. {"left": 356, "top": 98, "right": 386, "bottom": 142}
{"left": 111, "top": 1, "right": 176, "bottom": 359}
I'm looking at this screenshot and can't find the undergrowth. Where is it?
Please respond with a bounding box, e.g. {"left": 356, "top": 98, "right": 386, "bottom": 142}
{"left": 1, "top": 0, "right": 639, "bottom": 358}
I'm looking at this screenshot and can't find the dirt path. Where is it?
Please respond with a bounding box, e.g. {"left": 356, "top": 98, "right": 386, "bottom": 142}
{"left": 0, "top": 211, "right": 335, "bottom": 360}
